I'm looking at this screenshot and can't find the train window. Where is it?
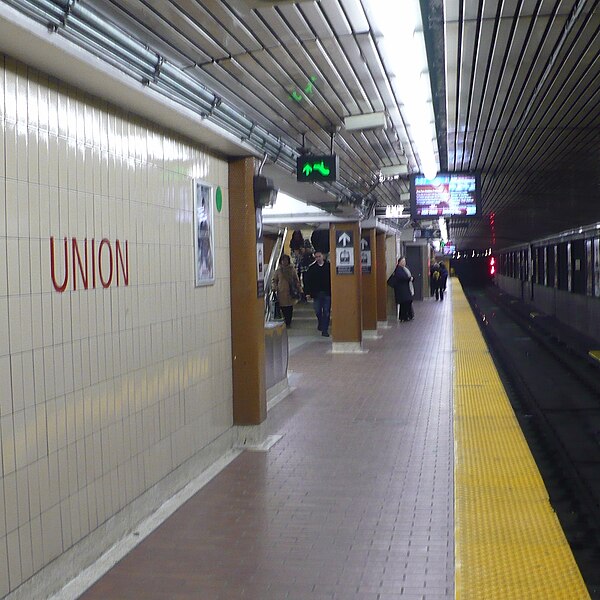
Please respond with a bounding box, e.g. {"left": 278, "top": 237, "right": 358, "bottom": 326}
{"left": 593, "top": 238, "right": 600, "bottom": 298}
{"left": 586, "top": 239, "right": 593, "bottom": 296}
{"left": 532, "top": 248, "right": 538, "bottom": 283}
{"left": 557, "top": 243, "right": 568, "bottom": 290}
{"left": 567, "top": 242, "right": 573, "bottom": 291}
{"left": 519, "top": 250, "right": 525, "bottom": 280}
{"left": 546, "top": 246, "right": 555, "bottom": 287}
{"left": 570, "top": 239, "right": 585, "bottom": 295}
{"left": 537, "top": 247, "right": 545, "bottom": 285}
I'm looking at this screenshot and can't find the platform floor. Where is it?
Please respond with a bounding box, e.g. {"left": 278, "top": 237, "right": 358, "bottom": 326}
{"left": 76, "top": 281, "right": 588, "bottom": 599}
{"left": 80, "top": 292, "right": 454, "bottom": 599}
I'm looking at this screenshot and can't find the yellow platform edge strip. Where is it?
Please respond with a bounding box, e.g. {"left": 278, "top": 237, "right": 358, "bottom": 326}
{"left": 452, "top": 280, "right": 590, "bottom": 600}
{"left": 589, "top": 350, "right": 600, "bottom": 363}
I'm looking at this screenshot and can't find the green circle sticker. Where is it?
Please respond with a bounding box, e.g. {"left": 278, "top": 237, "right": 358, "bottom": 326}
{"left": 216, "top": 187, "right": 223, "bottom": 213}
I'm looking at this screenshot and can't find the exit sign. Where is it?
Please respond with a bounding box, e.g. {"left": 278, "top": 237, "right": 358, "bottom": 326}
{"left": 296, "top": 155, "right": 338, "bottom": 182}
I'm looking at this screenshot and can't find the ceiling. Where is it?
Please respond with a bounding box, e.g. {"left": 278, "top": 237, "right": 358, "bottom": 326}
{"left": 3, "top": 0, "right": 599, "bottom": 249}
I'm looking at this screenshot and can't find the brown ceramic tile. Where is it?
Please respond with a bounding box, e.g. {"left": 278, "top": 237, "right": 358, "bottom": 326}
{"left": 81, "top": 297, "right": 454, "bottom": 599}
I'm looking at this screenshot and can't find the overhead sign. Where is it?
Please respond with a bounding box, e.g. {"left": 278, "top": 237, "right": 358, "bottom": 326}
{"left": 361, "top": 232, "right": 372, "bottom": 274}
{"left": 335, "top": 230, "right": 354, "bottom": 274}
{"left": 414, "top": 228, "right": 441, "bottom": 239}
{"left": 296, "top": 154, "right": 338, "bottom": 182}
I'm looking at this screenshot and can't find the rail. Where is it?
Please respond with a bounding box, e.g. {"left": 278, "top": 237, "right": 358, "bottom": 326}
{"left": 264, "top": 228, "right": 287, "bottom": 322}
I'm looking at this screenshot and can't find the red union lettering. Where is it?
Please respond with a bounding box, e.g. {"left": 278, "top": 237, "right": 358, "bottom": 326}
{"left": 72, "top": 238, "right": 89, "bottom": 290}
{"left": 50, "top": 237, "right": 130, "bottom": 292}
{"left": 116, "top": 240, "right": 129, "bottom": 286}
{"left": 50, "top": 237, "right": 69, "bottom": 292}
{"left": 98, "top": 238, "right": 113, "bottom": 288}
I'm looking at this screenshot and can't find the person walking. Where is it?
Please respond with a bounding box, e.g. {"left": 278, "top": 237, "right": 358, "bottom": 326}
{"left": 392, "top": 257, "right": 414, "bottom": 321}
{"left": 304, "top": 251, "right": 332, "bottom": 337}
{"left": 437, "top": 261, "right": 448, "bottom": 301}
{"left": 272, "top": 254, "right": 302, "bottom": 327}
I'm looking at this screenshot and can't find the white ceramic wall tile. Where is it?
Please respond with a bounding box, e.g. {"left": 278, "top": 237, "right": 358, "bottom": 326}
{"left": 1, "top": 56, "right": 233, "bottom": 595}
{"left": 0, "top": 483, "right": 5, "bottom": 539}
{"left": 0, "top": 121, "right": 5, "bottom": 180}
{"left": 6, "top": 528, "right": 22, "bottom": 588}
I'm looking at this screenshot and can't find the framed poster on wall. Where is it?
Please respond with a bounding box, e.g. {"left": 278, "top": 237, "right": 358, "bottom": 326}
{"left": 194, "top": 180, "right": 215, "bottom": 286}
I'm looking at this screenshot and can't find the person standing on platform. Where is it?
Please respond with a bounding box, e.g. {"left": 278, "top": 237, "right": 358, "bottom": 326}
{"left": 437, "top": 261, "right": 448, "bottom": 301}
{"left": 430, "top": 262, "right": 440, "bottom": 298}
{"left": 272, "top": 254, "right": 302, "bottom": 327}
{"left": 392, "top": 257, "right": 414, "bottom": 321}
{"left": 304, "top": 251, "right": 332, "bottom": 337}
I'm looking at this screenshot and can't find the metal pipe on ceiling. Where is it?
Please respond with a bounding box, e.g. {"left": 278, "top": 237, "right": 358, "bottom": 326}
{"left": 5, "top": 0, "right": 357, "bottom": 204}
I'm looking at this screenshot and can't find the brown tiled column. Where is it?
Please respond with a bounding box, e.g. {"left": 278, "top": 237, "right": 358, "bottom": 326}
{"left": 229, "top": 158, "right": 266, "bottom": 425}
{"left": 361, "top": 228, "right": 378, "bottom": 335}
{"left": 330, "top": 222, "right": 363, "bottom": 352}
{"left": 376, "top": 231, "right": 389, "bottom": 326}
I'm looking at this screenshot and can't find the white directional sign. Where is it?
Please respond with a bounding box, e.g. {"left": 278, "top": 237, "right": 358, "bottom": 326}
{"left": 336, "top": 230, "right": 354, "bottom": 274}
{"left": 361, "top": 232, "right": 372, "bottom": 273}
{"left": 256, "top": 207, "right": 264, "bottom": 297}
{"left": 338, "top": 231, "right": 352, "bottom": 247}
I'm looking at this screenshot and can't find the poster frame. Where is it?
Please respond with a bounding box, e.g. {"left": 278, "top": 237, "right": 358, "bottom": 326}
{"left": 194, "top": 180, "right": 216, "bottom": 287}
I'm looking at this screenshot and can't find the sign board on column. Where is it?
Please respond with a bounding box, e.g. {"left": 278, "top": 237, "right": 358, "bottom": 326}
{"left": 335, "top": 230, "right": 354, "bottom": 274}
{"left": 256, "top": 207, "right": 264, "bottom": 297}
{"left": 361, "top": 232, "right": 372, "bottom": 274}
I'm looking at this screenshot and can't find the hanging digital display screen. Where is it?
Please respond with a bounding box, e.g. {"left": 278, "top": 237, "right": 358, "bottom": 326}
{"left": 410, "top": 173, "right": 480, "bottom": 218}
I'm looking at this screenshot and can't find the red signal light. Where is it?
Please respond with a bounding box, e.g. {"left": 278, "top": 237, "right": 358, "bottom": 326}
{"left": 489, "top": 256, "right": 495, "bottom": 277}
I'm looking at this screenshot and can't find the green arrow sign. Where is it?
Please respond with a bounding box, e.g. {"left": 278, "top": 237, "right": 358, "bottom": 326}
{"left": 296, "top": 155, "right": 337, "bottom": 182}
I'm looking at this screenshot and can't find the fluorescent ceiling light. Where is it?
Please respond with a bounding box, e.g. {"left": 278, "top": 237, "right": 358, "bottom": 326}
{"left": 380, "top": 164, "right": 408, "bottom": 177}
{"left": 363, "top": 1, "right": 439, "bottom": 179}
{"left": 344, "top": 112, "right": 387, "bottom": 131}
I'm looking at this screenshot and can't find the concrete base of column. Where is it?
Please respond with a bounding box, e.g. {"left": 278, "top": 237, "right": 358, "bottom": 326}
{"left": 377, "top": 320, "right": 392, "bottom": 330}
{"left": 363, "top": 330, "right": 382, "bottom": 340}
{"left": 330, "top": 342, "right": 369, "bottom": 354}
{"left": 233, "top": 423, "right": 283, "bottom": 451}
{"left": 267, "top": 378, "right": 291, "bottom": 411}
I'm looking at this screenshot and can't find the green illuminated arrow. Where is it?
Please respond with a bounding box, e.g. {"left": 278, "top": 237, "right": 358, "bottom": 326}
{"left": 313, "top": 161, "right": 330, "bottom": 176}
{"left": 302, "top": 163, "right": 313, "bottom": 176}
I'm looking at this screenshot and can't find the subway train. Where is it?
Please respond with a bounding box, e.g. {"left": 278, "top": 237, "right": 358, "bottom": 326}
{"left": 494, "top": 221, "right": 600, "bottom": 342}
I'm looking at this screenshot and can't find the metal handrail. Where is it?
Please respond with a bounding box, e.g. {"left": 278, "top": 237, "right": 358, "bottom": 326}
{"left": 264, "top": 228, "right": 287, "bottom": 322}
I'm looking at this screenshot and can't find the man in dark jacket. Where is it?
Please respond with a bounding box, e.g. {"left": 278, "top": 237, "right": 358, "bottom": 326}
{"left": 437, "top": 261, "right": 449, "bottom": 300}
{"left": 304, "top": 251, "right": 331, "bottom": 337}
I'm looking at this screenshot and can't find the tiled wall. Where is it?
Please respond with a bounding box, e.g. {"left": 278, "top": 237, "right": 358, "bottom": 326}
{"left": 0, "top": 56, "right": 233, "bottom": 596}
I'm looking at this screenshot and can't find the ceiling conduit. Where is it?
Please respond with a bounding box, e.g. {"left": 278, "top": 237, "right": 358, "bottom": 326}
{"left": 6, "top": 0, "right": 360, "bottom": 207}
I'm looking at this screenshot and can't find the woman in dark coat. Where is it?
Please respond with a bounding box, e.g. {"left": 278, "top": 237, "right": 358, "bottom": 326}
{"left": 393, "top": 257, "right": 414, "bottom": 321}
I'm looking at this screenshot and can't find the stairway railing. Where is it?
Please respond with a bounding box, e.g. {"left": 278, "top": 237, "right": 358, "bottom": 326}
{"left": 264, "top": 228, "right": 287, "bottom": 322}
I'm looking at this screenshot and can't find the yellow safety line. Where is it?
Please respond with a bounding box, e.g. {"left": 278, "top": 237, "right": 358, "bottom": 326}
{"left": 589, "top": 350, "right": 600, "bottom": 363}
{"left": 452, "top": 280, "right": 590, "bottom": 600}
